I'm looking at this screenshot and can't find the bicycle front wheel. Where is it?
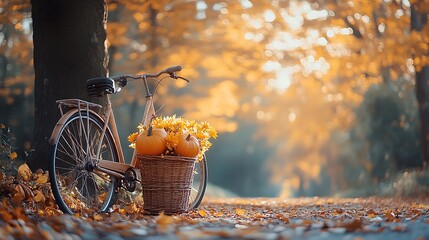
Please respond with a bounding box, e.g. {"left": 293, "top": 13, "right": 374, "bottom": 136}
{"left": 49, "top": 111, "right": 119, "bottom": 215}
{"left": 189, "top": 155, "right": 208, "bottom": 209}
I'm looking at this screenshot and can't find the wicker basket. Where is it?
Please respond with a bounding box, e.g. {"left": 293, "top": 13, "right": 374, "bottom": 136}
{"left": 137, "top": 154, "right": 196, "bottom": 215}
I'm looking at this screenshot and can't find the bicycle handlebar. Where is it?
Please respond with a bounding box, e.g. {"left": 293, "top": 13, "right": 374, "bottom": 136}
{"left": 109, "top": 65, "right": 189, "bottom": 92}
{"left": 165, "top": 65, "right": 182, "bottom": 74}
{"left": 110, "top": 65, "right": 183, "bottom": 82}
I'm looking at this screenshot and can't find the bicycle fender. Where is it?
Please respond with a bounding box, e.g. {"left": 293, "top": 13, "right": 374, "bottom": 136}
{"left": 49, "top": 109, "right": 103, "bottom": 144}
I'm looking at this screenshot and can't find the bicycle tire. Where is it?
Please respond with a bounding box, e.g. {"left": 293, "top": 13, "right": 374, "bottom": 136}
{"left": 189, "top": 154, "right": 208, "bottom": 209}
{"left": 49, "top": 110, "right": 119, "bottom": 215}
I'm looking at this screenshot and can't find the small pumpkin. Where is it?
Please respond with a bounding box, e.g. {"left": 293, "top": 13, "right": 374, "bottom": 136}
{"left": 136, "top": 126, "right": 167, "bottom": 155}
{"left": 176, "top": 133, "right": 200, "bottom": 157}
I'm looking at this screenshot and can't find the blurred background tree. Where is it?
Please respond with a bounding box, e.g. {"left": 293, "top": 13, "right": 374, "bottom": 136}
{"left": 0, "top": 1, "right": 33, "bottom": 157}
{"left": 1, "top": 0, "right": 428, "bottom": 197}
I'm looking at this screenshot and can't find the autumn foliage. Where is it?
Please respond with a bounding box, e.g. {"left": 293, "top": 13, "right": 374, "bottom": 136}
{"left": 1, "top": 0, "right": 429, "bottom": 197}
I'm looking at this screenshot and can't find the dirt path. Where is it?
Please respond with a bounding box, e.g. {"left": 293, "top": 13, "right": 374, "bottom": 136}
{"left": 1, "top": 197, "right": 429, "bottom": 239}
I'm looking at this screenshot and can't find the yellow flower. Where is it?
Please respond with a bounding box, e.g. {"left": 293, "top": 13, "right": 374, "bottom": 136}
{"left": 137, "top": 124, "right": 145, "bottom": 132}
{"left": 196, "top": 132, "right": 207, "bottom": 140}
{"left": 128, "top": 115, "right": 217, "bottom": 157}
{"left": 210, "top": 128, "right": 218, "bottom": 139}
{"left": 127, "top": 132, "right": 139, "bottom": 143}
{"left": 165, "top": 132, "right": 179, "bottom": 151}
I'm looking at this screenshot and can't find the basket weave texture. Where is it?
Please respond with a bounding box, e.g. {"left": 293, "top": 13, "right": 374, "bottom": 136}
{"left": 137, "top": 155, "right": 196, "bottom": 215}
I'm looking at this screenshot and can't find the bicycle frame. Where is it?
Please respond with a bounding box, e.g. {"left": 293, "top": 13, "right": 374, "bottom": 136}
{"left": 95, "top": 77, "right": 156, "bottom": 179}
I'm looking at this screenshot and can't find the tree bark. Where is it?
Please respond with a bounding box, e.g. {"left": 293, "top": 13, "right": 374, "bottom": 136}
{"left": 411, "top": 4, "right": 429, "bottom": 168}
{"left": 30, "top": 0, "right": 108, "bottom": 170}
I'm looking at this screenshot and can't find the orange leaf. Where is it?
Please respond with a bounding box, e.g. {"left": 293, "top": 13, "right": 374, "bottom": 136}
{"left": 20, "top": 183, "right": 34, "bottom": 200}
{"left": 156, "top": 212, "right": 176, "bottom": 233}
{"left": 198, "top": 209, "right": 208, "bottom": 217}
{"left": 342, "top": 218, "right": 362, "bottom": 232}
{"left": 33, "top": 190, "right": 45, "bottom": 203}
{"left": 276, "top": 213, "right": 290, "bottom": 223}
{"left": 9, "top": 152, "right": 17, "bottom": 160}
{"left": 36, "top": 172, "right": 48, "bottom": 184}
{"left": 13, "top": 185, "right": 25, "bottom": 203}
{"left": 17, "top": 163, "right": 32, "bottom": 181}
{"left": 213, "top": 211, "right": 224, "bottom": 217}
{"left": 156, "top": 212, "right": 176, "bottom": 225}
{"left": 235, "top": 208, "right": 247, "bottom": 216}
{"left": 93, "top": 213, "right": 103, "bottom": 221}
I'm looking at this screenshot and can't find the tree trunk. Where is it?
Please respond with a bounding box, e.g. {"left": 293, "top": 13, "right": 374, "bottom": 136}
{"left": 411, "top": 4, "right": 429, "bottom": 168}
{"left": 149, "top": 4, "right": 159, "bottom": 68}
{"left": 30, "top": 0, "right": 108, "bottom": 170}
{"left": 0, "top": 54, "right": 7, "bottom": 88}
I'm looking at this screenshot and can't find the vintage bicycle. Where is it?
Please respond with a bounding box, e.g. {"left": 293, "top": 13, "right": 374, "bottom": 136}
{"left": 48, "top": 66, "right": 207, "bottom": 215}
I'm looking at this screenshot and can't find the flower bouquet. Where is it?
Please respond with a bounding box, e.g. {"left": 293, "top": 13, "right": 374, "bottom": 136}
{"left": 128, "top": 115, "right": 217, "bottom": 214}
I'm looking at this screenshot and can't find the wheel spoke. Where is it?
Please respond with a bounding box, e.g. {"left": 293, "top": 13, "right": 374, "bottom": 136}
{"left": 189, "top": 156, "right": 207, "bottom": 209}
{"left": 65, "top": 121, "right": 86, "bottom": 161}
{"left": 50, "top": 111, "right": 118, "bottom": 215}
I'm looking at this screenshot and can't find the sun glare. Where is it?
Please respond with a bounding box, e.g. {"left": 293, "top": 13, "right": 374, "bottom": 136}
{"left": 261, "top": 0, "right": 335, "bottom": 93}
{"left": 264, "top": 10, "right": 276, "bottom": 23}
{"left": 263, "top": 62, "right": 296, "bottom": 93}
{"left": 268, "top": 68, "right": 294, "bottom": 93}
{"left": 267, "top": 32, "right": 302, "bottom": 51}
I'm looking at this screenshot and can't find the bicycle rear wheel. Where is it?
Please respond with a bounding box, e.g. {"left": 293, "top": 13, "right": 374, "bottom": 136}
{"left": 49, "top": 111, "right": 118, "bottom": 215}
{"left": 189, "top": 155, "right": 208, "bottom": 209}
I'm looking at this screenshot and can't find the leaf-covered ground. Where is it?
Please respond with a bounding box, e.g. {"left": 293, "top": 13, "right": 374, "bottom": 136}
{"left": 1, "top": 165, "right": 429, "bottom": 239}
{"left": 1, "top": 195, "right": 429, "bottom": 239}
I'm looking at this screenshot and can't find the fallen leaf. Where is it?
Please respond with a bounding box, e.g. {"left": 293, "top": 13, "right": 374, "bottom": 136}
{"left": 13, "top": 184, "right": 25, "bottom": 203}
{"left": 17, "top": 163, "right": 32, "bottom": 181}
{"left": 342, "top": 218, "right": 362, "bottom": 232}
{"left": 93, "top": 213, "right": 103, "bottom": 221}
{"left": 19, "top": 183, "right": 34, "bottom": 201}
{"left": 157, "top": 212, "right": 176, "bottom": 225}
{"left": 9, "top": 152, "right": 17, "bottom": 160}
{"left": 36, "top": 172, "right": 49, "bottom": 184}
{"left": 213, "top": 211, "right": 224, "bottom": 217}
{"left": 198, "top": 209, "right": 208, "bottom": 217}
{"left": 385, "top": 211, "right": 396, "bottom": 222}
{"left": 33, "top": 190, "right": 45, "bottom": 203}
{"left": 235, "top": 208, "right": 247, "bottom": 216}
{"left": 276, "top": 213, "right": 290, "bottom": 223}
{"left": 156, "top": 212, "right": 176, "bottom": 232}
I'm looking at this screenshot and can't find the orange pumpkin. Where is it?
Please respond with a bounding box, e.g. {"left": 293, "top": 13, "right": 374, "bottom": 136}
{"left": 176, "top": 133, "right": 200, "bottom": 157}
{"left": 136, "top": 126, "right": 167, "bottom": 155}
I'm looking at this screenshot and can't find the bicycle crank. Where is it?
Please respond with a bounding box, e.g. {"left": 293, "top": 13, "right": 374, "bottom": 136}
{"left": 123, "top": 168, "right": 141, "bottom": 192}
